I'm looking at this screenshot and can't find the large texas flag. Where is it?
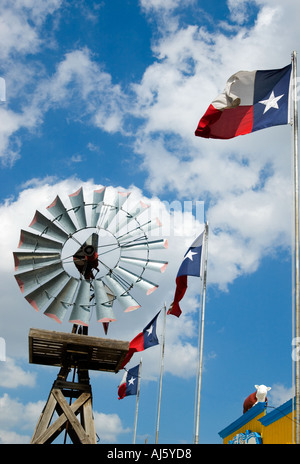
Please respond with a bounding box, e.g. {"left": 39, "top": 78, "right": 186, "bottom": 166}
{"left": 195, "top": 64, "right": 292, "bottom": 139}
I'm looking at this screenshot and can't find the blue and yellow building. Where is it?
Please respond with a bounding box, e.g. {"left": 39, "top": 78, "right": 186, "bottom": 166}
{"left": 219, "top": 398, "right": 296, "bottom": 444}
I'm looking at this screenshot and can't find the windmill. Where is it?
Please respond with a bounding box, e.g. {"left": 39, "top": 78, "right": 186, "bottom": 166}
{"left": 14, "top": 186, "right": 168, "bottom": 444}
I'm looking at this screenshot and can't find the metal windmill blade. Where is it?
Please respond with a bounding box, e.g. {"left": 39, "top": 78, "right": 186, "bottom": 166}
{"left": 24, "top": 272, "right": 71, "bottom": 312}
{"left": 44, "top": 277, "right": 79, "bottom": 323}
{"left": 115, "top": 217, "right": 163, "bottom": 244}
{"left": 113, "top": 266, "right": 159, "bottom": 295}
{"left": 90, "top": 187, "right": 106, "bottom": 227}
{"left": 18, "top": 229, "right": 63, "bottom": 252}
{"left": 104, "top": 273, "right": 141, "bottom": 312}
{"left": 29, "top": 210, "right": 69, "bottom": 242}
{"left": 46, "top": 195, "right": 77, "bottom": 234}
{"left": 68, "top": 279, "right": 91, "bottom": 326}
{"left": 110, "top": 199, "right": 150, "bottom": 235}
{"left": 14, "top": 186, "right": 168, "bottom": 334}
{"left": 93, "top": 280, "right": 116, "bottom": 334}
{"left": 13, "top": 251, "right": 61, "bottom": 273}
{"left": 100, "top": 190, "right": 131, "bottom": 231}
{"left": 119, "top": 256, "right": 168, "bottom": 273}
{"left": 69, "top": 187, "right": 87, "bottom": 230}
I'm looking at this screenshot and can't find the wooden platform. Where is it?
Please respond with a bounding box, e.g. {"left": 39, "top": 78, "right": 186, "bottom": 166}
{"left": 29, "top": 328, "right": 129, "bottom": 373}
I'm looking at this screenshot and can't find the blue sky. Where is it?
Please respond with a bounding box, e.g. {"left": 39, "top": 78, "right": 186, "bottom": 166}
{"left": 0, "top": 0, "right": 299, "bottom": 444}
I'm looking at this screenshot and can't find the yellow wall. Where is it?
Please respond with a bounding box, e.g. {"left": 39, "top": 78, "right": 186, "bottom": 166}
{"left": 262, "top": 412, "right": 295, "bottom": 444}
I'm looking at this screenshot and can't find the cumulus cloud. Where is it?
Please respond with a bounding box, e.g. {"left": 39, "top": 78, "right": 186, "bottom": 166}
{"left": 269, "top": 383, "right": 294, "bottom": 407}
{"left": 0, "top": 393, "right": 44, "bottom": 443}
{"left": 0, "top": 357, "right": 36, "bottom": 388}
{"left": 94, "top": 412, "right": 131, "bottom": 443}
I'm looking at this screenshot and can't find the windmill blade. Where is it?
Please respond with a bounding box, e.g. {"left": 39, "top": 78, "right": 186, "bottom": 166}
{"left": 15, "top": 262, "right": 65, "bottom": 294}
{"left": 94, "top": 280, "right": 116, "bottom": 322}
{"left": 29, "top": 210, "right": 69, "bottom": 243}
{"left": 18, "top": 230, "right": 63, "bottom": 252}
{"left": 119, "top": 256, "right": 168, "bottom": 273}
{"left": 101, "top": 191, "right": 131, "bottom": 230}
{"left": 116, "top": 217, "right": 162, "bottom": 243}
{"left": 69, "top": 187, "right": 87, "bottom": 230}
{"left": 104, "top": 274, "right": 141, "bottom": 312}
{"left": 140, "top": 217, "right": 162, "bottom": 234}
{"left": 44, "top": 277, "right": 79, "bottom": 323}
{"left": 120, "top": 238, "right": 168, "bottom": 252}
{"left": 68, "top": 279, "right": 91, "bottom": 326}
{"left": 46, "top": 195, "right": 76, "bottom": 235}
{"left": 90, "top": 187, "right": 106, "bottom": 227}
{"left": 114, "top": 266, "right": 158, "bottom": 295}
{"left": 13, "top": 251, "right": 61, "bottom": 273}
{"left": 111, "top": 200, "right": 150, "bottom": 234}
{"left": 24, "top": 272, "right": 71, "bottom": 312}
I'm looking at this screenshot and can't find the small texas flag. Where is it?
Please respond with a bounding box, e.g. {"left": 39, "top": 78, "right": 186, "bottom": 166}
{"left": 118, "top": 364, "right": 139, "bottom": 400}
{"left": 120, "top": 311, "right": 160, "bottom": 369}
{"left": 168, "top": 231, "right": 204, "bottom": 317}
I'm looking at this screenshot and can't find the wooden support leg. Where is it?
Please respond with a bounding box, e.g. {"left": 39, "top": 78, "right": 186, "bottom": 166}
{"left": 31, "top": 369, "right": 97, "bottom": 444}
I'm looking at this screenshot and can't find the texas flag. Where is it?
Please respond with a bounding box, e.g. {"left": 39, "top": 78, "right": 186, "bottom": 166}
{"left": 120, "top": 311, "right": 160, "bottom": 369}
{"left": 118, "top": 364, "right": 139, "bottom": 400}
{"left": 195, "top": 64, "right": 292, "bottom": 140}
{"left": 168, "top": 231, "right": 204, "bottom": 317}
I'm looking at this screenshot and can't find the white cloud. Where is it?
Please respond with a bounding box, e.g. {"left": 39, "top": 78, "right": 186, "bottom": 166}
{"left": 269, "top": 383, "right": 294, "bottom": 408}
{"left": 0, "top": 357, "right": 36, "bottom": 388}
{"left": 94, "top": 412, "right": 131, "bottom": 443}
{"left": 0, "top": 393, "right": 44, "bottom": 443}
{"left": 0, "top": 0, "right": 62, "bottom": 60}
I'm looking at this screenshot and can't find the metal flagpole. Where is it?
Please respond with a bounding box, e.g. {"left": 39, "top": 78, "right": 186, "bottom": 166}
{"left": 133, "top": 358, "right": 142, "bottom": 444}
{"left": 194, "top": 222, "right": 209, "bottom": 444}
{"left": 155, "top": 304, "right": 167, "bottom": 444}
{"left": 292, "top": 50, "right": 300, "bottom": 444}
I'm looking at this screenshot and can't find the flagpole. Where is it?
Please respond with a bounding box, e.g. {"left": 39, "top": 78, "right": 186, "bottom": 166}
{"left": 194, "top": 222, "right": 209, "bottom": 444}
{"left": 133, "top": 358, "right": 142, "bottom": 444}
{"left": 155, "top": 303, "right": 166, "bottom": 444}
{"left": 292, "top": 50, "right": 300, "bottom": 444}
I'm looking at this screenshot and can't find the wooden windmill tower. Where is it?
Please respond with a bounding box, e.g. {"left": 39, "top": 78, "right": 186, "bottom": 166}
{"left": 13, "top": 186, "right": 168, "bottom": 444}
{"left": 29, "top": 326, "right": 129, "bottom": 444}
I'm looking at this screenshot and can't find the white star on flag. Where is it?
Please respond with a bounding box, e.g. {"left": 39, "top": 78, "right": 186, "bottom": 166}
{"left": 146, "top": 325, "right": 153, "bottom": 336}
{"left": 259, "top": 90, "right": 284, "bottom": 113}
{"left": 185, "top": 249, "right": 197, "bottom": 261}
{"left": 128, "top": 376, "right": 135, "bottom": 386}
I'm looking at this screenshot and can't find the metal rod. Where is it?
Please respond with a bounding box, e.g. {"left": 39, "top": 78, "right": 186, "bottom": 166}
{"left": 292, "top": 50, "right": 300, "bottom": 444}
{"left": 194, "top": 222, "right": 209, "bottom": 444}
{"left": 155, "top": 304, "right": 167, "bottom": 444}
{"left": 133, "top": 358, "right": 142, "bottom": 444}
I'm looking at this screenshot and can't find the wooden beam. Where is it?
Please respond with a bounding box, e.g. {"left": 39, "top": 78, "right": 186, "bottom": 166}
{"left": 29, "top": 328, "right": 129, "bottom": 372}
{"left": 52, "top": 389, "right": 93, "bottom": 444}
{"left": 31, "top": 391, "right": 94, "bottom": 444}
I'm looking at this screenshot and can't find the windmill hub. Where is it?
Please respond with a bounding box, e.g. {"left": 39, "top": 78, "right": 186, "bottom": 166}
{"left": 61, "top": 227, "right": 120, "bottom": 280}
{"left": 83, "top": 245, "right": 95, "bottom": 256}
